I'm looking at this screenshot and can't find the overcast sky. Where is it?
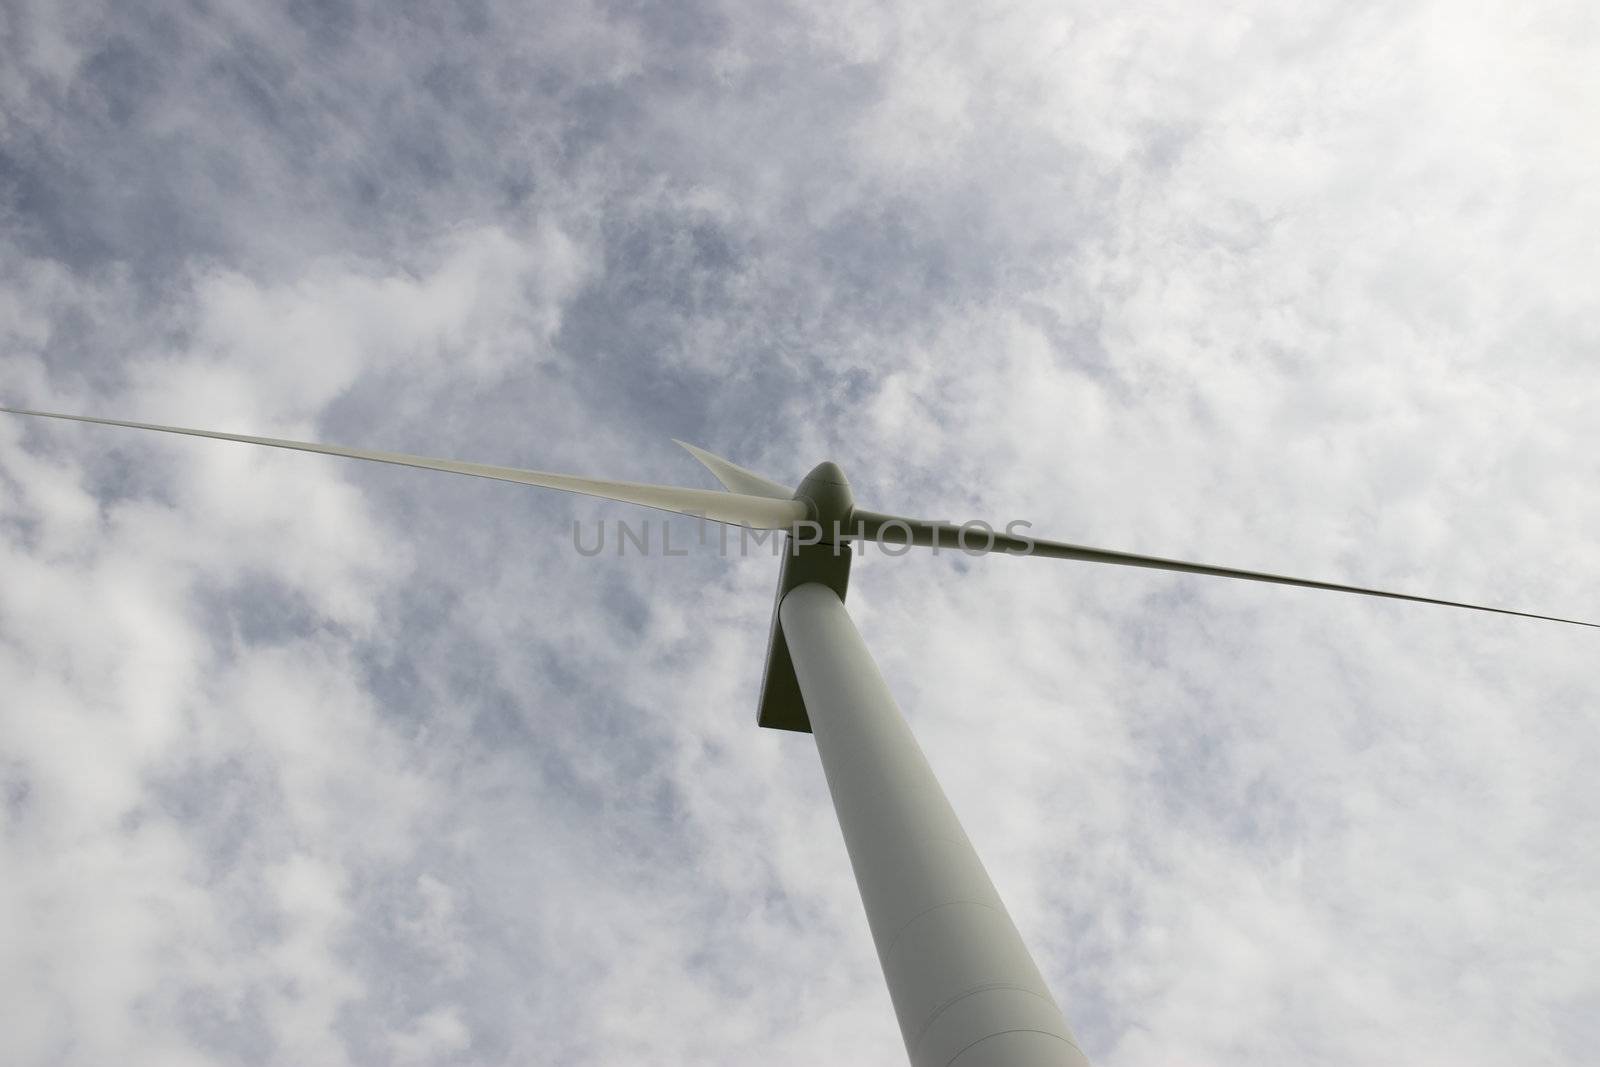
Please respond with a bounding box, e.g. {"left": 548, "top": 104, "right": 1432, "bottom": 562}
{"left": 3, "top": 2, "right": 1599, "bottom": 1064}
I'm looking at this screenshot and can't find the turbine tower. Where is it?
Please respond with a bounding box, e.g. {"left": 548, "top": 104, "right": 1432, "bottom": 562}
{"left": 5, "top": 405, "right": 1594, "bottom": 1067}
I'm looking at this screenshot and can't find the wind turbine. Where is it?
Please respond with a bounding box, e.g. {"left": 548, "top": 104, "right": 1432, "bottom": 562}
{"left": 4, "top": 404, "right": 1594, "bottom": 1067}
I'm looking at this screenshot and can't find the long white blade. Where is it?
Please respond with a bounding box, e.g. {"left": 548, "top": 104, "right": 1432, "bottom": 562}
{"left": 672, "top": 439, "right": 793, "bottom": 499}
{"left": 849, "top": 510, "right": 1600, "bottom": 629}
{"left": 2, "top": 407, "right": 809, "bottom": 529}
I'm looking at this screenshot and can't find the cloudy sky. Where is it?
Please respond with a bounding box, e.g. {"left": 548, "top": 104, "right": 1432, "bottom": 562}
{"left": 3, "top": 1, "right": 1598, "bottom": 1064}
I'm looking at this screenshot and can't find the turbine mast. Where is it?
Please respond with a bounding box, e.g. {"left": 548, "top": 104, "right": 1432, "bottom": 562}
{"left": 781, "top": 582, "right": 1089, "bottom": 1067}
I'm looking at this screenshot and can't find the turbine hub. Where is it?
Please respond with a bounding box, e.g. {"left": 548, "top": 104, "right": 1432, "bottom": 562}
{"left": 796, "top": 461, "right": 854, "bottom": 536}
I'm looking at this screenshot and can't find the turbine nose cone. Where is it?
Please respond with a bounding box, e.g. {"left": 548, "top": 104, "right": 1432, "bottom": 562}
{"left": 796, "top": 460, "right": 854, "bottom": 528}
{"left": 805, "top": 461, "right": 849, "bottom": 486}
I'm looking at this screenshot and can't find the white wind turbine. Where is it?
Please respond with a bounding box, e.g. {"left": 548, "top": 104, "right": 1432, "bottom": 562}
{"left": 5, "top": 404, "right": 1594, "bottom": 1067}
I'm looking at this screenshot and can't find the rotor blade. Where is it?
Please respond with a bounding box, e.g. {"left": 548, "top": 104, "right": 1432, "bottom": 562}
{"left": 672, "top": 439, "right": 793, "bottom": 499}
{"left": 848, "top": 510, "right": 1599, "bottom": 629}
{"left": 2, "top": 406, "right": 809, "bottom": 529}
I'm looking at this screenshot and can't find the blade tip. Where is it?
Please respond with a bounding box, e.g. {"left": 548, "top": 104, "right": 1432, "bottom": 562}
{"left": 673, "top": 438, "right": 719, "bottom": 464}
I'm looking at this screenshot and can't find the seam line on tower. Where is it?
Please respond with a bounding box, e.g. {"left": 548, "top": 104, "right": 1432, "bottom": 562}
{"left": 908, "top": 981, "right": 1061, "bottom": 1056}
{"left": 882, "top": 898, "right": 1004, "bottom": 959}
{"left": 941, "top": 1027, "right": 1084, "bottom": 1067}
